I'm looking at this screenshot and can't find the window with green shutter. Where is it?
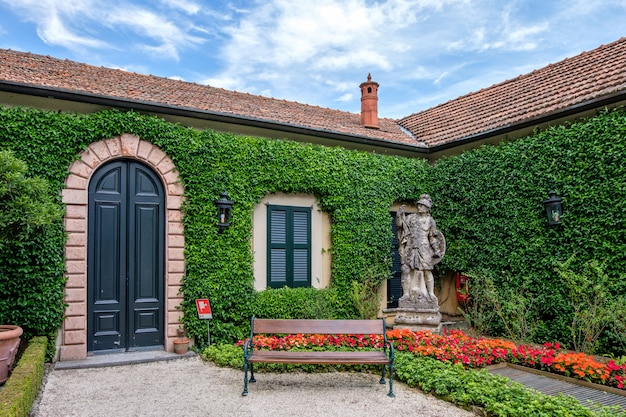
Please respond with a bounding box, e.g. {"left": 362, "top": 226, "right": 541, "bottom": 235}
{"left": 267, "top": 205, "right": 311, "bottom": 288}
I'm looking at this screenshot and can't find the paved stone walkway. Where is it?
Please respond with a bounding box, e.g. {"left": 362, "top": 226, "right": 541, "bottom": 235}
{"left": 489, "top": 364, "right": 626, "bottom": 411}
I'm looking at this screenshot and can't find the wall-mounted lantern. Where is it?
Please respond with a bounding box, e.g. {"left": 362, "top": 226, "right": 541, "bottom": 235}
{"left": 542, "top": 190, "right": 563, "bottom": 226}
{"left": 215, "top": 192, "right": 234, "bottom": 232}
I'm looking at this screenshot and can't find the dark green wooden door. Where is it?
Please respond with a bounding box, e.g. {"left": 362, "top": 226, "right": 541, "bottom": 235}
{"left": 387, "top": 212, "right": 403, "bottom": 308}
{"left": 88, "top": 160, "right": 165, "bottom": 352}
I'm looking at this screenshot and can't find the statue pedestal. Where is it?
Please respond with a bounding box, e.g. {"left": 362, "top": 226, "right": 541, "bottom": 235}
{"left": 384, "top": 298, "right": 442, "bottom": 334}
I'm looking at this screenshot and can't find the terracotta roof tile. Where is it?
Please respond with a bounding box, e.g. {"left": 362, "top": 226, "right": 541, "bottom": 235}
{"left": 1, "top": 38, "right": 625, "bottom": 150}
{"left": 0, "top": 49, "right": 416, "bottom": 147}
{"left": 399, "top": 38, "right": 626, "bottom": 146}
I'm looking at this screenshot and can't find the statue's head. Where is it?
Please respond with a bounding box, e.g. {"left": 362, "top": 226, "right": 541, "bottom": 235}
{"left": 417, "top": 194, "right": 432, "bottom": 210}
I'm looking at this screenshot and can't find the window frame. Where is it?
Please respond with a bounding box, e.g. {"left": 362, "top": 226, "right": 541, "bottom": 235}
{"left": 266, "top": 204, "right": 312, "bottom": 288}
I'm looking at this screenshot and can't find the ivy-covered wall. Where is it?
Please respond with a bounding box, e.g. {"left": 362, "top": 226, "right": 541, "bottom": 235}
{"left": 1, "top": 105, "right": 624, "bottom": 353}
{"left": 431, "top": 108, "right": 626, "bottom": 350}
{"left": 0, "top": 107, "right": 430, "bottom": 346}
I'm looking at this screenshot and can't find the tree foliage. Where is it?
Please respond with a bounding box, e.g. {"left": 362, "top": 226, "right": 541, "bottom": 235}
{"left": 0, "top": 150, "right": 65, "bottom": 341}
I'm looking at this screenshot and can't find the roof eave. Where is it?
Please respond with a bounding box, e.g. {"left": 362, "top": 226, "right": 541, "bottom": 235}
{"left": 428, "top": 89, "right": 626, "bottom": 153}
{"left": 0, "top": 81, "right": 428, "bottom": 156}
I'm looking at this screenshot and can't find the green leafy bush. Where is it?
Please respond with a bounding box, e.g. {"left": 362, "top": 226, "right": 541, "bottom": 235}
{"left": 0, "top": 151, "right": 63, "bottom": 249}
{"left": 254, "top": 287, "right": 343, "bottom": 320}
{"left": 0, "top": 150, "right": 65, "bottom": 346}
{"left": 459, "top": 269, "right": 539, "bottom": 343}
{"left": 556, "top": 256, "right": 626, "bottom": 354}
{"left": 203, "top": 343, "right": 244, "bottom": 368}
{"left": 350, "top": 265, "right": 389, "bottom": 320}
{"left": 394, "top": 352, "right": 625, "bottom": 417}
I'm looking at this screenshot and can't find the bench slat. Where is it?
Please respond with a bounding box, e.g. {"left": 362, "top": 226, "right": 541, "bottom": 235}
{"left": 242, "top": 318, "right": 395, "bottom": 398}
{"left": 253, "top": 319, "right": 384, "bottom": 335}
{"left": 248, "top": 350, "right": 390, "bottom": 365}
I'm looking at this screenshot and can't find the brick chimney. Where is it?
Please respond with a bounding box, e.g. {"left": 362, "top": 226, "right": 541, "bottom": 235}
{"left": 360, "top": 73, "right": 379, "bottom": 129}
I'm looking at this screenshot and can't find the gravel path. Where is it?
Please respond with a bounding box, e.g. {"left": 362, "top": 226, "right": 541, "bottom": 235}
{"left": 31, "top": 356, "right": 476, "bottom": 417}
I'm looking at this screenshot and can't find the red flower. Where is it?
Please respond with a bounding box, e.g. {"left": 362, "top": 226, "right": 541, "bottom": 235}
{"left": 235, "top": 329, "right": 625, "bottom": 391}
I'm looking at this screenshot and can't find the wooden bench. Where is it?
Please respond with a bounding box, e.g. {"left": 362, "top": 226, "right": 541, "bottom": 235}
{"left": 242, "top": 317, "right": 395, "bottom": 397}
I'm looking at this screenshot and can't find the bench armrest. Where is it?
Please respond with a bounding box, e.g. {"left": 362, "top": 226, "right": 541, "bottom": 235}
{"left": 243, "top": 338, "right": 253, "bottom": 361}
{"left": 244, "top": 316, "right": 256, "bottom": 361}
{"left": 384, "top": 338, "right": 394, "bottom": 362}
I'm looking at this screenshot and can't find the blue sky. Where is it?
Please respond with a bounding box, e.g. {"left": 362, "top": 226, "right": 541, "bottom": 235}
{"left": 0, "top": 0, "right": 625, "bottom": 119}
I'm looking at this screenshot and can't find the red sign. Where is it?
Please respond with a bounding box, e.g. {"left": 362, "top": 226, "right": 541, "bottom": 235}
{"left": 195, "top": 299, "right": 212, "bottom": 319}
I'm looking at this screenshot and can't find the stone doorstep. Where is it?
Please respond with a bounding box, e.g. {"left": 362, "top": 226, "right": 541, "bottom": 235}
{"left": 54, "top": 349, "right": 196, "bottom": 370}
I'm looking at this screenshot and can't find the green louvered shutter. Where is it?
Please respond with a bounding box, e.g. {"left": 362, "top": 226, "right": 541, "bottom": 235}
{"left": 267, "top": 205, "right": 311, "bottom": 288}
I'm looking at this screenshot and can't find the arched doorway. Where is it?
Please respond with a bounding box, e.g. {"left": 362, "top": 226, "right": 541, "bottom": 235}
{"left": 59, "top": 134, "right": 185, "bottom": 361}
{"left": 88, "top": 160, "right": 165, "bottom": 352}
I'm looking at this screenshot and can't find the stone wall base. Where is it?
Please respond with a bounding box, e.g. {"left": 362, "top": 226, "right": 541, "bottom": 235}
{"left": 384, "top": 307, "right": 443, "bottom": 334}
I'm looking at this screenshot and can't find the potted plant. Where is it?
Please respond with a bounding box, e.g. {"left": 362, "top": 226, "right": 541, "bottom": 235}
{"left": 173, "top": 327, "right": 189, "bottom": 354}
{"left": 0, "top": 325, "right": 23, "bottom": 384}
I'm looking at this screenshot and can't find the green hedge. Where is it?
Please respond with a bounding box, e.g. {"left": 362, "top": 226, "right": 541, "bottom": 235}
{"left": 0, "top": 336, "right": 48, "bottom": 417}
{"left": 253, "top": 287, "right": 344, "bottom": 320}
{"left": 394, "top": 352, "right": 625, "bottom": 417}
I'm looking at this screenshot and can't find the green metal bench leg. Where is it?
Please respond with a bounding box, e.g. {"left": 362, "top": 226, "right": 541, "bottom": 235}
{"left": 387, "top": 362, "right": 395, "bottom": 397}
{"left": 249, "top": 363, "right": 256, "bottom": 383}
{"left": 242, "top": 360, "right": 249, "bottom": 396}
{"left": 242, "top": 362, "right": 256, "bottom": 396}
{"left": 379, "top": 365, "right": 386, "bottom": 384}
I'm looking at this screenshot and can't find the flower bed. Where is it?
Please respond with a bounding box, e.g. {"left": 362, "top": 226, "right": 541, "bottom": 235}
{"left": 238, "top": 329, "right": 626, "bottom": 390}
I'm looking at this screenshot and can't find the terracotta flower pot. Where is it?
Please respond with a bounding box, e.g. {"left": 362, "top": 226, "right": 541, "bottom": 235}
{"left": 173, "top": 338, "right": 189, "bottom": 354}
{"left": 0, "top": 325, "right": 23, "bottom": 384}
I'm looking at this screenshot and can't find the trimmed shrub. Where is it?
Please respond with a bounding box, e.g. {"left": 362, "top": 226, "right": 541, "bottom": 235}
{"left": 0, "top": 336, "right": 48, "bottom": 417}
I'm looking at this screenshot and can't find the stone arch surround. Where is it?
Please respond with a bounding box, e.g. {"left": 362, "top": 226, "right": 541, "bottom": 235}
{"left": 59, "top": 134, "right": 185, "bottom": 361}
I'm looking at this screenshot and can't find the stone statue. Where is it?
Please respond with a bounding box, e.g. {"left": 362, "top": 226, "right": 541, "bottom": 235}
{"left": 396, "top": 194, "right": 446, "bottom": 304}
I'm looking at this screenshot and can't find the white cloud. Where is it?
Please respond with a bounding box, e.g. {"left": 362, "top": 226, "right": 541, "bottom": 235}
{"left": 104, "top": 5, "right": 205, "bottom": 60}
{"left": 0, "top": 0, "right": 109, "bottom": 50}
{"left": 37, "top": 13, "right": 110, "bottom": 49}
{"left": 446, "top": 6, "right": 549, "bottom": 53}
{"left": 2, "top": 0, "right": 624, "bottom": 119}
{"left": 0, "top": 0, "right": 207, "bottom": 60}
{"left": 211, "top": 0, "right": 465, "bottom": 105}
{"left": 202, "top": 75, "right": 243, "bottom": 91}
{"left": 160, "top": 0, "right": 200, "bottom": 15}
{"left": 335, "top": 93, "right": 353, "bottom": 102}
{"left": 219, "top": 0, "right": 453, "bottom": 71}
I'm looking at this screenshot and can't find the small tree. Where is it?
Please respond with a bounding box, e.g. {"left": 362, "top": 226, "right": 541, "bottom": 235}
{"left": 0, "top": 150, "right": 65, "bottom": 344}
{"left": 0, "top": 150, "right": 63, "bottom": 250}
{"left": 350, "top": 265, "right": 389, "bottom": 319}
{"left": 460, "top": 270, "right": 537, "bottom": 342}
{"left": 556, "top": 256, "right": 626, "bottom": 354}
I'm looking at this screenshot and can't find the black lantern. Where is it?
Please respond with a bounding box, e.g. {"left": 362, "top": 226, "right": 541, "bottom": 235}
{"left": 542, "top": 190, "right": 563, "bottom": 226}
{"left": 215, "top": 192, "right": 234, "bottom": 232}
